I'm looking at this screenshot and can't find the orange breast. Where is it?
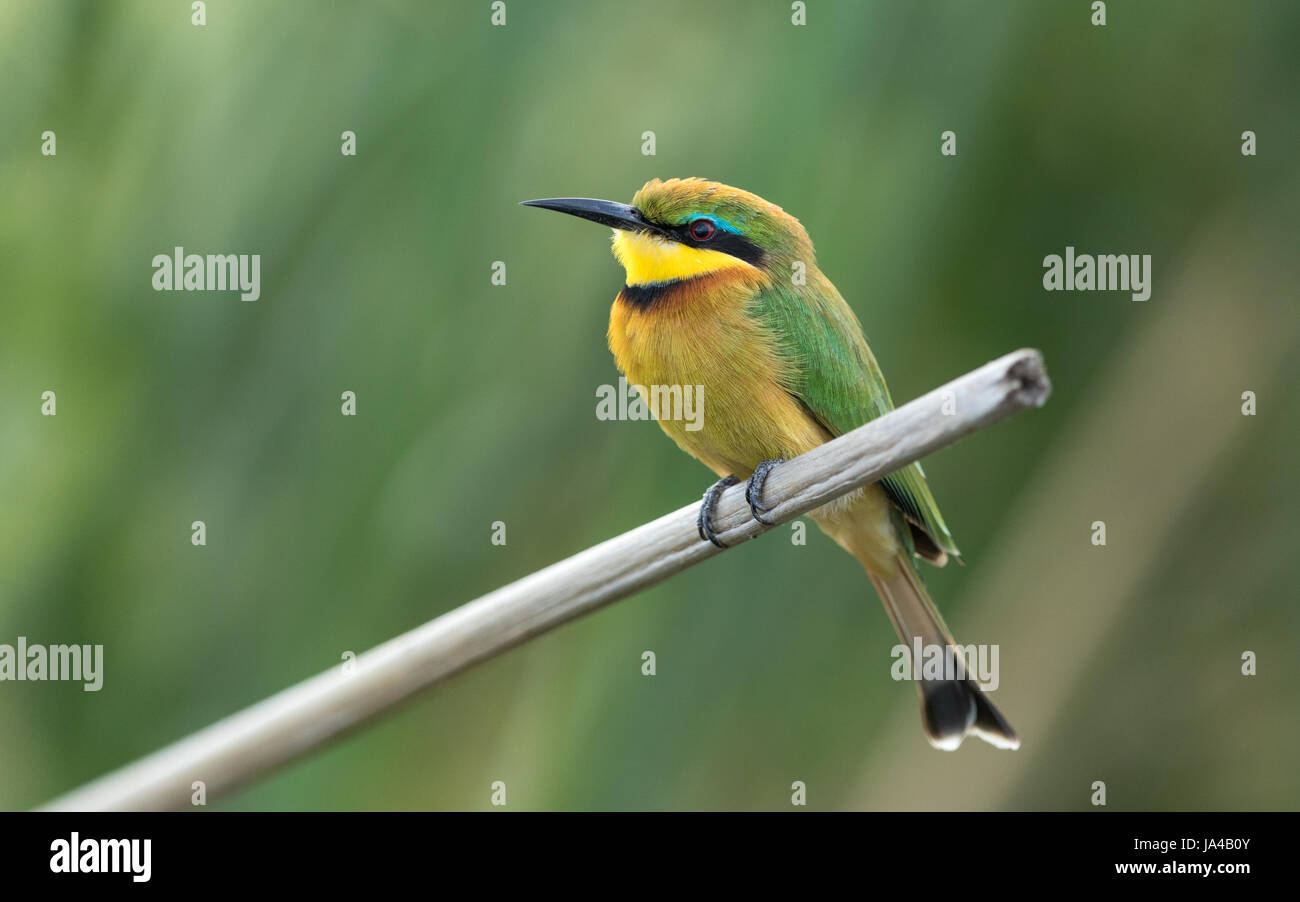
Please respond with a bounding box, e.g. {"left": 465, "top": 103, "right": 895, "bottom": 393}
{"left": 606, "top": 270, "right": 831, "bottom": 478}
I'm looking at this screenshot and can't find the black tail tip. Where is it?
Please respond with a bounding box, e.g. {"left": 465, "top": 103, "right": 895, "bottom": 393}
{"left": 921, "top": 680, "right": 1019, "bottom": 751}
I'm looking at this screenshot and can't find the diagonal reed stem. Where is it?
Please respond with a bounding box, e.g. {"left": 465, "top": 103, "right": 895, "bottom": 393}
{"left": 42, "top": 349, "right": 1051, "bottom": 811}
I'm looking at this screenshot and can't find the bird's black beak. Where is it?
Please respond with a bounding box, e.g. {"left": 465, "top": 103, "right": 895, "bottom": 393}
{"left": 520, "top": 197, "right": 670, "bottom": 238}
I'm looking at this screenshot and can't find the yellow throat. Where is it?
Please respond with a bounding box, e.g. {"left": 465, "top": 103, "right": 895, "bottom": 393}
{"left": 611, "top": 229, "right": 760, "bottom": 286}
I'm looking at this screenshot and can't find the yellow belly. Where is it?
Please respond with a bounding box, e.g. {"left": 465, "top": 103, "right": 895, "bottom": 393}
{"left": 810, "top": 483, "right": 902, "bottom": 574}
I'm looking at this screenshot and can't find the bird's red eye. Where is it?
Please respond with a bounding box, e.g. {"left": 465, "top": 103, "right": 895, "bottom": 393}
{"left": 689, "top": 219, "right": 716, "bottom": 241}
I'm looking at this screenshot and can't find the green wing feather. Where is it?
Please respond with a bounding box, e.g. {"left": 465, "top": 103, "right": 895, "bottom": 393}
{"left": 751, "top": 281, "right": 961, "bottom": 562}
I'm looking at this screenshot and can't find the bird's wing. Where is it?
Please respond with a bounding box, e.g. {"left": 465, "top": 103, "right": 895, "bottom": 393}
{"left": 752, "top": 280, "right": 961, "bottom": 563}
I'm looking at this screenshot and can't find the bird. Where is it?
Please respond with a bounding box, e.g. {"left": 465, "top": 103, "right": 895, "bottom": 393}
{"left": 522, "top": 178, "right": 1018, "bottom": 751}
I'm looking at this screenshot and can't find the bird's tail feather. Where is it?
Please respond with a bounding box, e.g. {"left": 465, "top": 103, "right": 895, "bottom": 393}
{"left": 865, "top": 549, "right": 1019, "bottom": 751}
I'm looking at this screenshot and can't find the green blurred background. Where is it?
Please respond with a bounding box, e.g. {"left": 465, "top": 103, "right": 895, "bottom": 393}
{"left": 1, "top": 0, "right": 1297, "bottom": 810}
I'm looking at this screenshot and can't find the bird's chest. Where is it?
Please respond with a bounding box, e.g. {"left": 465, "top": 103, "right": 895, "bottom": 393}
{"left": 607, "top": 295, "right": 825, "bottom": 476}
{"left": 611, "top": 309, "right": 728, "bottom": 389}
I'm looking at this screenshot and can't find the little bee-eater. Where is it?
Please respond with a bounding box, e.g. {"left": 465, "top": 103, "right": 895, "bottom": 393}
{"left": 523, "top": 178, "right": 1017, "bottom": 750}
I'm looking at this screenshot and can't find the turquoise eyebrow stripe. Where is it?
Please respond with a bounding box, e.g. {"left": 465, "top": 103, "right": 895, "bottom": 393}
{"left": 683, "top": 214, "right": 742, "bottom": 234}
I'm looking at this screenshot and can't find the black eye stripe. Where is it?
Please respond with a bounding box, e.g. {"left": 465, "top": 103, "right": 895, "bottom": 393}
{"left": 667, "top": 220, "right": 766, "bottom": 265}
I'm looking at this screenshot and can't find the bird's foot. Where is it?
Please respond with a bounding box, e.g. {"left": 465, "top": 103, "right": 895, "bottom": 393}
{"left": 745, "top": 458, "right": 785, "bottom": 525}
{"left": 697, "top": 475, "right": 740, "bottom": 548}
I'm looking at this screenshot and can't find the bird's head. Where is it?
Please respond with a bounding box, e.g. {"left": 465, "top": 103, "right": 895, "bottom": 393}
{"left": 522, "top": 178, "right": 812, "bottom": 287}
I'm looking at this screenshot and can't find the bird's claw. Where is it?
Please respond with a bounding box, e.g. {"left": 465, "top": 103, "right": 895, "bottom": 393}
{"left": 698, "top": 475, "right": 739, "bottom": 548}
{"left": 745, "top": 458, "right": 784, "bottom": 525}
{"left": 697, "top": 459, "right": 785, "bottom": 547}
